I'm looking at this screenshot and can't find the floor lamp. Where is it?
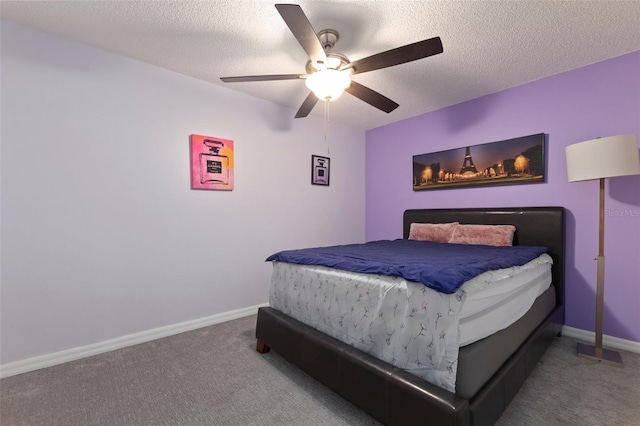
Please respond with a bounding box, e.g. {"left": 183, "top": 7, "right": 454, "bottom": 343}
{"left": 565, "top": 134, "right": 640, "bottom": 365}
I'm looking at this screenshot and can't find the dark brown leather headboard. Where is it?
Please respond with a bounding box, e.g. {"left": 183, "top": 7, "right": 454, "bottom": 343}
{"left": 403, "top": 207, "right": 565, "bottom": 312}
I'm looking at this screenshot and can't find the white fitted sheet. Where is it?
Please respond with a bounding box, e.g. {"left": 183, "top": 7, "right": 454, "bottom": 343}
{"left": 270, "top": 261, "right": 464, "bottom": 391}
{"left": 458, "top": 253, "right": 552, "bottom": 345}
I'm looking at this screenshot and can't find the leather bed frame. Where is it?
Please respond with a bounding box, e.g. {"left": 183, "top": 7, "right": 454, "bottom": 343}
{"left": 256, "top": 207, "right": 565, "bottom": 426}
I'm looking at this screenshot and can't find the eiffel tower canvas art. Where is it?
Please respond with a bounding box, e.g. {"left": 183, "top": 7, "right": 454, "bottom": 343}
{"left": 459, "top": 147, "right": 479, "bottom": 176}
{"left": 412, "top": 134, "right": 546, "bottom": 191}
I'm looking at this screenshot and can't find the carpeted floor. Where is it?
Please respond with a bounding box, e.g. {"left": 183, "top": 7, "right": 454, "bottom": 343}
{"left": 1, "top": 314, "right": 639, "bottom": 425}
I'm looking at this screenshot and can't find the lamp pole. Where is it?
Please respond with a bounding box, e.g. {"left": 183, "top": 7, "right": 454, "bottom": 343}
{"left": 566, "top": 135, "right": 640, "bottom": 366}
{"left": 575, "top": 173, "right": 623, "bottom": 365}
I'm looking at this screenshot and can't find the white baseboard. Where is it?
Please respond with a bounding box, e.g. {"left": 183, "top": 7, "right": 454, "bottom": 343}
{"left": 3, "top": 314, "right": 637, "bottom": 379}
{"left": 561, "top": 325, "right": 640, "bottom": 354}
{"left": 0, "top": 303, "right": 268, "bottom": 379}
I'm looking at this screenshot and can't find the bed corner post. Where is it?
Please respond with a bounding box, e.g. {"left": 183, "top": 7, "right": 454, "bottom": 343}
{"left": 256, "top": 339, "right": 271, "bottom": 354}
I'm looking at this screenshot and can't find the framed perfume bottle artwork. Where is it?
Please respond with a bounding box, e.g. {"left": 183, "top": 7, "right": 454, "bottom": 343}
{"left": 190, "top": 134, "right": 234, "bottom": 191}
{"left": 311, "top": 155, "right": 330, "bottom": 186}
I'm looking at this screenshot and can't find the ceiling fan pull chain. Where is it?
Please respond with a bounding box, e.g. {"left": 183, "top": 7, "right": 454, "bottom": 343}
{"left": 325, "top": 100, "right": 330, "bottom": 155}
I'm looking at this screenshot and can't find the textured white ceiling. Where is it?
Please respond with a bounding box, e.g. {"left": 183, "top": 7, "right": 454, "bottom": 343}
{"left": 2, "top": 0, "right": 640, "bottom": 130}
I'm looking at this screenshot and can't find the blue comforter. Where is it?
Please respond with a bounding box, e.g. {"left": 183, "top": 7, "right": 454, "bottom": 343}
{"left": 266, "top": 239, "right": 548, "bottom": 294}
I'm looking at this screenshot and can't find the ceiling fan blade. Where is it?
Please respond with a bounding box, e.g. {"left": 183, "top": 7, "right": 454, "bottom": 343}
{"left": 275, "top": 4, "right": 328, "bottom": 66}
{"left": 345, "top": 81, "right": 399, "bottom": 113}
{"left": 220, "top": 74, "right": 305, "bottom": 83}
{"left": 349, "top": 36, "right": 443, "bottom": 75}
{"left": 295, "top": 92, "right": 319, "bottom": 118}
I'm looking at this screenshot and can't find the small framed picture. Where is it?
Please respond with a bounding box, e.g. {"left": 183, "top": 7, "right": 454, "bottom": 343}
{"left": 190, "top": 134, "right": 234, "bottom": 191}
{"left": 311, "top": 155, "right": 330, "bottom": 186}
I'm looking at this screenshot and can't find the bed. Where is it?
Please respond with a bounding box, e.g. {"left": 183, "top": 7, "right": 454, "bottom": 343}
{"left": 255, "top": 207, "right": 565, "bottom": 426}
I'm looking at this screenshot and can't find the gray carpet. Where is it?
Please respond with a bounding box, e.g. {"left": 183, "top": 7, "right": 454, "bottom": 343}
{"left": 1, "top": 315, "right": 639, "bottom": 425}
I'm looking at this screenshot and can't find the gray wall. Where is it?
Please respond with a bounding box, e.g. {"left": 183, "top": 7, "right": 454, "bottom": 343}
{"left": 0, "top": 21, "right": 366, "bottom": 364}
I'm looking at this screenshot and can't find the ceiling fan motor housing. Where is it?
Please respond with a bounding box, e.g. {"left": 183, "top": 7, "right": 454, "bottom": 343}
{"left": 306, "top": 29, "right": 351, "bottom": 73}
{"left": 306, "top": 52, "right": 351, "bottom": 74}
{"left": 318, "top": 29, "right": 339, "bottom": 51}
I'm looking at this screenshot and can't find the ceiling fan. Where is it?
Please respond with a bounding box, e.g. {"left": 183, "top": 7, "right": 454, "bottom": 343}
{"left": 220, "top": 3, "right": 443, "bottom": 119}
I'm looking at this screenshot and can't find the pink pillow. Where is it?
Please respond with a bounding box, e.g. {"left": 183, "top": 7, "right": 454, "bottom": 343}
{"left": 449, "top": 224, "right": 516, "bottom": 246}
{"left": 408, "top": 222, "right": 459, "bottom": 243}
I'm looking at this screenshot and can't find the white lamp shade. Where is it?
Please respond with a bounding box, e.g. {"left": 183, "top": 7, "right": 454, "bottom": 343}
{"left": 565, "top": 134, "right": 640, "bottom": 182}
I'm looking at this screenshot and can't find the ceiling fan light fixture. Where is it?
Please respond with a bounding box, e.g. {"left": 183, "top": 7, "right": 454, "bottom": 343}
{"left": 305, "top": 69, "right": 352, "bottom": 100}
{"left": 221, "top": 5, "right": 443, "bottom": 118}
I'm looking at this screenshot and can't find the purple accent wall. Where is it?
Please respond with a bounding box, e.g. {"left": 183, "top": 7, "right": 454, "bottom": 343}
{"left": 365, "top": 51, "right": 640, "bottom": 342}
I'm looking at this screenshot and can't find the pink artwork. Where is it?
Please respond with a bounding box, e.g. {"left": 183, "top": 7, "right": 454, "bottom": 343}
{"left": 190, "top": 134, "right": 234, "bottom": 190}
